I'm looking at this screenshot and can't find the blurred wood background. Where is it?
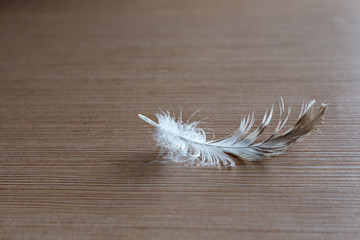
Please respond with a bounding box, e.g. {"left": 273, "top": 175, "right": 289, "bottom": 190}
{"left": 1, "top": 0, "right": 360, "bottom": 239}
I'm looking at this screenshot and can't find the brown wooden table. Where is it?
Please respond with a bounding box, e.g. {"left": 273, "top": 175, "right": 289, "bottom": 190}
{"left": 1, "top": 0, "right": 360, "bottom": 239}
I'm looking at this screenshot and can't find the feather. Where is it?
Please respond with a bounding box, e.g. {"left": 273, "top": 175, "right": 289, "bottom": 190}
{"left": 139, "top": 98, "right": 327, "bottom": 167}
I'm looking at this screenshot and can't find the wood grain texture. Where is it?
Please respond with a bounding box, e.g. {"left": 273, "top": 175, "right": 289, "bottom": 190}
{"left": 0, "top": 0, "right": 360, "bottom": 239}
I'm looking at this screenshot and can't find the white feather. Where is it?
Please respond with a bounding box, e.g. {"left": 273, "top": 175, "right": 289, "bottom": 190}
{"left": 139, "top": 98, "right": 327, "bottom": 167}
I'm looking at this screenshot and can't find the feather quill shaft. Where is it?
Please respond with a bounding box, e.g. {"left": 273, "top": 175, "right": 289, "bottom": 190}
{"left": 139, "top": 99, "right": 327, "bottom": 167}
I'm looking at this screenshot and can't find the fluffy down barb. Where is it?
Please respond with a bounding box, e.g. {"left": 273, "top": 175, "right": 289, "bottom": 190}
{"left": 139, "top": 98, "right": 327, "bottom": 167}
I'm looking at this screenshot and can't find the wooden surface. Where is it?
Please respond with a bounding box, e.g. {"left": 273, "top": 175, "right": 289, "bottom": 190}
{"left": 1, "top": 0, "right": 360, "bottom": 239}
